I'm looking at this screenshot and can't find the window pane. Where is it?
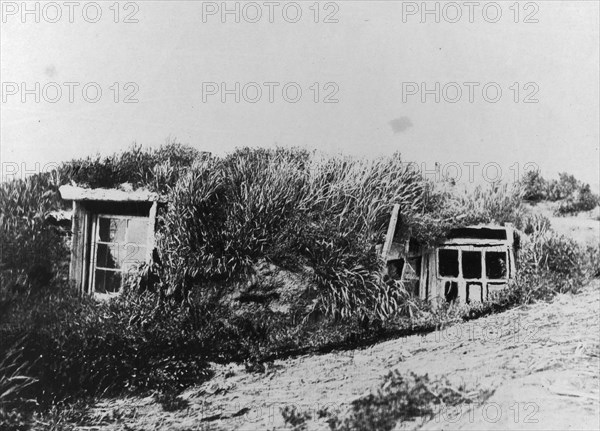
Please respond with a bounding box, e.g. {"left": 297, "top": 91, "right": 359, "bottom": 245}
{"left": 487, "top": 282, "right": 508, "bottom": 299}
{"left": 127, "top": 218, "right": 149, "bottom": 244}
{"left": 486, "top": 251, "right": 507, "bottom": 279}
{"left": 462, "top": 251, "right": 482, "bottom": 279}
{"left": 120, "top": 243, "right": 147, "bottom": 270}
{"left": 403, "top": 257, "right": 421, "bottom": 280}
{"left": 96, "top": 243, "right": 120, "bottom": 269}
{"left": 387, "top": 259, "right": 404, "bottom": 280}
{"left": 98, "top": 217, "right": 127, "bottom": 242}
{"left": 95, "top": 269, "right": 121, "bottom": 293}
{"left": 467, "top": 282, "right": 483, "bottom": 303}
{"left": 439, "top": 249, "right": 459, "bottom": 277}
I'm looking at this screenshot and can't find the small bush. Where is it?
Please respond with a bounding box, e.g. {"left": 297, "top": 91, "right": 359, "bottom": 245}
{"left": 520, "top": 170, "right": 599, "bottom": 214}
{"left": 554, "top": 183, "right": 599, "bottom": 216}
{"left": 281, "top": 405, "right": 312, "bottom": 430}
{"left": 327, "top": 371, "right": 471, "bottom": 431}
{"left": 491, "top": 230, "right": 596, "bottom": 306}
{"left": 520, "top": 213, "right": 552, "bottom": 236}
{"left": 522, "top": 170, "right": 546, "bottom": 202}
{"left": 546, "top": 172, "right": 580, "bottom": 201}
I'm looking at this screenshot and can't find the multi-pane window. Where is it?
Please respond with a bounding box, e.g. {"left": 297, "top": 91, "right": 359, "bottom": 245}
{"left": 89, "top": 215, "right": 149, "bottom": 294}
{"left": 438, "top": 248, "right": 508, "bottom": 281}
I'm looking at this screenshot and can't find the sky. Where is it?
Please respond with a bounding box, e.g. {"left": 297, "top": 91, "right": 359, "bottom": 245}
{"left": 1, "top": 0, "right": 599, "bottom": 188}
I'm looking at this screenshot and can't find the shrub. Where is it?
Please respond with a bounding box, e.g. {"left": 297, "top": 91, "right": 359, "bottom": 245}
{"left": 281, "top": 405, "right": 312, "bottom": 430}
{"left": 546, "top": 172, "right": 579, "bottom": 201}
{"left": 521, "top": 170, "right": 547, "bottom": 202}
{"left": 0, "top": 285, "right": 211, "bottom": 403}
{"left": 554, "top": 183, "right": 599, "bottom": 215}
{"left": 520, "top": 213, "right": 552, "bottom": 236}
{"left": 519, "top": 170, "right": 599, "bottom": 214}
{"left": 327, "top": 371, "right": 472, "bottom": 431}
{"left": 491, "top": 226, "right": 596, "bottom": 306}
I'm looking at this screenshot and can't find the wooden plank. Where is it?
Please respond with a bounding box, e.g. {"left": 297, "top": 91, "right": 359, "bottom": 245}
{"left": 381, "top": 204, "right": 400, "bottom": 261}
{"left": 419, "top": 252, "right": 430, "bottom": 301}
{"left": 146, "top": 201, "right": 158, "bottom": 263}
{"left": 68, "top": 201, "right": 79, "bottom": 284}
{"left": 81, "top": 211, "right": 90, "bottom": 294}
{"left": 88, "top": 215, "right": 98, "bottom": 294}
{"left": 69, "top": 201, "right": 87, "bottom": 292}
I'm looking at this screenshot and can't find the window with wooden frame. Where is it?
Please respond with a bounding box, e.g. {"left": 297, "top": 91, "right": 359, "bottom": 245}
{"left": 438, "top": 247, "right": 510, "bottom": 282}
{"left": 88, "top": 214, "right": 150, "bottom": 294}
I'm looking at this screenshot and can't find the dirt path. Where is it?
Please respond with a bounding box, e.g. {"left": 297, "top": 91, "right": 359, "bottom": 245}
{"left": 83, "top": 279, "right": 600, "bottom": 431}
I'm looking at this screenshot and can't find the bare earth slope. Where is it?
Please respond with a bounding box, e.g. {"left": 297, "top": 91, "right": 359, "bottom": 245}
{"left": 84, "top": 279, "right": 599, "bottom": 431}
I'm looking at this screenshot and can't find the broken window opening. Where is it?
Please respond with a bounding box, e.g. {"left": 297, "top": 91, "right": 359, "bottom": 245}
{"left": 387, "top": 259, "right": 404, "bottom": 280}
{"left": 485, "top": 251, "right": 507, "bottom": 280}
{"left": 402, "top": 257, "right": 421, "bottom": 280}
{"left": 438, "top": 249, "right": 459, "bottom": 278}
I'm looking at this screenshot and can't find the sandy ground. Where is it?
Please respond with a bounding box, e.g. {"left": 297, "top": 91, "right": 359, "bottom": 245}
{"left": 79, "top": 278, "right": 599, "bottom": 431}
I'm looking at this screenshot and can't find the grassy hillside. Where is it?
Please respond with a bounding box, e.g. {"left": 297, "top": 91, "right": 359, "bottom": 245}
{"left": 1, "top": 144, "right": 598, "bottom": 429}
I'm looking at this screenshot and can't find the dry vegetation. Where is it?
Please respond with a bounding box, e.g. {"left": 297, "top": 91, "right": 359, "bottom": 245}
{"left": 1, "top": 144, "right": 598, "bottom": 430}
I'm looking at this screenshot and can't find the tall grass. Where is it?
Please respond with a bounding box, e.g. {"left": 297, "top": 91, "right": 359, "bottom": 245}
{"left": 0, "top": 169, "right": 67, "bottom": 283}
{"left": 60, "top": 141, "right": 202, "bottom": 191}
{"left": 157, "top": 149, "right": 433, "bottom": 319}
{"left": 0, "top": 341, "right": 37, "bottom": 404}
